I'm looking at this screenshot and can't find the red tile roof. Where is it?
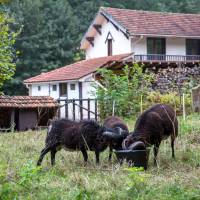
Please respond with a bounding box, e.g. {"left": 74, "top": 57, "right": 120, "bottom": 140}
{"left": 0, "top": 96, "right": 58, "bottom": 108}
{"left": 24, "top": 54, "right": 130, "bottom": 83}
{"left": 101, "top": 7, "right": 200, "bottom": 37}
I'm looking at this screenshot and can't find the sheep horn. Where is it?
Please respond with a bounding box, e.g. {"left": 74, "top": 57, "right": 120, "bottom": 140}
{"left": 122, "top": 139, "right": 128, "bottom": 150}
{"left": 102, "top": 130, "right": 118, "bottom": 138}
{"left": 128, "top": 141, "right": 145, "bottom": 150}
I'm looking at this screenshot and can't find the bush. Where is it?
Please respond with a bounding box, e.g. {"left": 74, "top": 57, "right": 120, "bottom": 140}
{"left": 145, "top": 91, "right": 192, "bottom": 115}
{"left": 95, "top": 64, "right": 154, "bottom": 119}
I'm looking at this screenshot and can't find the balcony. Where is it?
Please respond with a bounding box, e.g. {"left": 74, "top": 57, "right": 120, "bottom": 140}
{"left": 134, "top": 54, "right": 200, "bottom": 63}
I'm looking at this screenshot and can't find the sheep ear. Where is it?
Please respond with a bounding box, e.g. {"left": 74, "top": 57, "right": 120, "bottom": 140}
{"left": 116, "top": 127, "right": 123, "bottom": 135}
{"left": 116, "top": 127, "right": 129, "bottom": 137}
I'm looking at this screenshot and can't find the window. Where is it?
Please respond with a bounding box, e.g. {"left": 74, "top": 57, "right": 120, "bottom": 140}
{"left": 52, "top": 85, "right": 57, "bottom": 91}
{"left": 186, "top": 39, "right": 200, "bottom": 55}
{"left": 70, "top": 83, "right": 76, "bottom": 90}
{"left": 147, "top": 38, "right": 166, "bottom": 56}
{"left": 107, "top": 39, "right": 113, "bottom": 56}
{"left": 38, "top": 85, "right": 41, "bottom": 91}
{"left": 59, "top": 83, "right": 67, "bottom": 96}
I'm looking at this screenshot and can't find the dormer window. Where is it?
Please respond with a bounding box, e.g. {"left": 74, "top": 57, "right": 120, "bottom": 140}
{"left": 107, "top": 39, "right": 113, "bottom": 56}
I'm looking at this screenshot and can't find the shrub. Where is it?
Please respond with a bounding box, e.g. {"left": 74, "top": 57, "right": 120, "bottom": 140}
{"left": 145, "top": 91, "right": 192, "bottom": 115}
{"left": 95, "top": 64, "right": 154, "bottom": 119}
{"left": 18, "top": 160, "right": 42, "bottom": 188}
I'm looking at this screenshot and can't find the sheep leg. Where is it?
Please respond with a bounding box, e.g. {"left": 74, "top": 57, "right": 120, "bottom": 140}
{"left": 51, "top": 148, "right": 57, "bottom": 166}
{"left": 37, "top": 146, "right": 51, "bottom": 166}
{"left": 171, "top": 137, "right": 175, "bottom": 159}
{"left": 95, "top": 150, "right": 100, "bottom": 164}
{"left": 153, "top": 142, "right": 160, "bottom": 166}
{"left": 81, "top": 148, "right": 88, "bottom": 163}
{"left": 108, "top": 146, "right": 113, "bottom": 161}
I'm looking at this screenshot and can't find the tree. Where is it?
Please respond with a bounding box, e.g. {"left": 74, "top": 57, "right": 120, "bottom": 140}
{"left": 0, "top": 12, "right": 16, "bottom": 92}
{"left": 3, "top": 0, "right": 200, "bottom": 95}
{"left": 95, "top": 64, "right": 154, "bottom": 118}
{"left": 3, "top": 0, "right": 79, "bottom": 95}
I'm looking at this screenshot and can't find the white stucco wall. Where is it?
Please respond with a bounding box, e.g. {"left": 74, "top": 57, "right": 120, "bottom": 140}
{"left": 29, "top": 79, "right": 97, "bottom": 120}
{"left": 132, "top": 37, "right": 187, "bottom": 56}
{"left": 166, "top": 38, "right": 186, "bottom": 55}
{"left": 86, "top": 20, "right": 131, "bottom": 59}
{"left": 31, "top": 83, "right": 50, "bottom": 96}
{"left": 49, "top": 83, "right": 59, "bottom": 99}
{"left": 30, "top": 82, "right": 81, "bottom": 100}
{"left": 132, "top": 37, "right": 147, "bottom": 55}
{"left": 82, "top": 80, "right": 96, "bottom": 119}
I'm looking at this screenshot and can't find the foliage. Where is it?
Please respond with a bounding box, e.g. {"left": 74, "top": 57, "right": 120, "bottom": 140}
{"left": 18, "top": 160, "right": 42, "bottom": 188}
{"left": 0, "top": 12, "right": 16, "bottom": 92}
{"left": 125, "top": 167, "right": 150, "bottom": 194}
{"left": 145, "top": 91, "right": 192, "bottom": 114}
{"left": 3, "top": 0, "right": 79, "bottom": 95}
{"left": 96, "top": 64, "right": 154, "bottom": 118}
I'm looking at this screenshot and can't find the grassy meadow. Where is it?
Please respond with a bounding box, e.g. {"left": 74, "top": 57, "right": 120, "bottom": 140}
{"left": 0, "top": 115, "right": 200, "bottom": 200}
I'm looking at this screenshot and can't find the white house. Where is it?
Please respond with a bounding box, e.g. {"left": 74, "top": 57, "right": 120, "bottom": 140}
{"left": 24, "top": 7, "right": 200, "bottom": 119}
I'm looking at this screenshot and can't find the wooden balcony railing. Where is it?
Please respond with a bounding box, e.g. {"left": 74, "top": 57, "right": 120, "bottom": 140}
{"left": 134, "top": 54, "right": 200, "bottom": 62}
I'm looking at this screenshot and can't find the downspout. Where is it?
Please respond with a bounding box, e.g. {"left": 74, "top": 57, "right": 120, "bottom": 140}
{"left": 48, "top": 83, "right": 50, "bottom": 96}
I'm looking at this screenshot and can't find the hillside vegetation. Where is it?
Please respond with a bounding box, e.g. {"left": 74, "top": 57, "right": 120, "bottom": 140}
{"left": 0, "top": 115, "right": 200, "bottom": 199}
{"left": 2, "top": 0, "right": 200, "bottom": 95}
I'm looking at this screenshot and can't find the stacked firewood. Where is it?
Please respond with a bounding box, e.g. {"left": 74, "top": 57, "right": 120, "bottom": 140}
{"left": 148, "top": 64, "right": 200, "bottom": 93}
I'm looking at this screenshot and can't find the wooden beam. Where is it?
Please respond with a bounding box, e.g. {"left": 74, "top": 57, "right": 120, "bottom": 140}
{"left": 86, "top": 37, "right": 94, "bottom": 47}
{"left": 93, "top": 24, "right": 102, "bottom": 35}
{"left": 10, "top": 109, "right": 15, "bottom": 132}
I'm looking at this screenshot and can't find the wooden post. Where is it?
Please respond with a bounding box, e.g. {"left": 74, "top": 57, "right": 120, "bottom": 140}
{"left": 95, "top": 99, "right": 98, "bottom": 121}
{"left": 57, "top": 99, "right": 61, "bottom": 118}
{"left": 78, "top": 82, "right": 83, "bottom": 120}
{"left": 183, "top": 93, "right": 186, "bottom": 121}
{"left": 88, "top": 99, "right": 90, "bottom": 119}
{"left": 65, "top": 100, "right": 68, "bottom": 119}
{"left": 80, "top": 99, "right": 83, "bottom": 120}
{"left": 10, "top": 109, "right": 15, "bottom": 133}
{"left": 112, "top": 100, "right": 115, "bottom": 116}
{"left": 140, "top": 95, "right": 143, "bottom": 114}
{"left": 72, "top": 99, "right": 75, "bottom": 121}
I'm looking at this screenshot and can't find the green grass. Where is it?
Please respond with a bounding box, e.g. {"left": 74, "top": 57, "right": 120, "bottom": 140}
{"left": 0, "top": 115, "right": 200, "bottom": 199}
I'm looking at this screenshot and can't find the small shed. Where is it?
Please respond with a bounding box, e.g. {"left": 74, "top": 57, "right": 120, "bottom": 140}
{"left": 0, "top": 96, "right": 58, "bottom": 131}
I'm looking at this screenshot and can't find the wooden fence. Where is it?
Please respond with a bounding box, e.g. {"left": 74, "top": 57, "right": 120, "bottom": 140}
{"left": 58, "top": 98, "right": 99, "bottom": 121}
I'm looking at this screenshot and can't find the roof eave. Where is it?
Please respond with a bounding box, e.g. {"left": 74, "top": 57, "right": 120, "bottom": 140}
{"left": 80, "top": 8, "right": 102, "bottom": 50}
{"left": 131, "top": 33, "right": 200, "bottom": 38}
{"left": 80, "top": 7, "right": 130, "bottom": 50}
{"left": 24, "top": 78, "right": 80, "bottom": 85}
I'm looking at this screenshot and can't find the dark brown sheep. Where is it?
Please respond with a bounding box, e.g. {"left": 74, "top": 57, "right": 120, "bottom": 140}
{"left": 37, "top": 119, "right": 118, "bottom": 166}
{"left": 103, "top": 116, "right": 129, "bottom": 161}
{"left": 122, "top": 104, "right": 178, "bottom": 165}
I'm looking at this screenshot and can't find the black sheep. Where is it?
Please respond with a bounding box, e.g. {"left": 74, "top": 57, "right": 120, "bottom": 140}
{"left": 122, "top": 104, "right": 178, "bottom": 165}
{"left": 103, "top": 116, "right": 129, "bottom": 161}
{"left": 37, "top": 119, "right": 117, "bottom": 166}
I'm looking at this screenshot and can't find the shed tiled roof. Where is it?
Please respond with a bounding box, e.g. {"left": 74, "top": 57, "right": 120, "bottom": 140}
{"left": 101, "top": 7, "right": 200, "bottom": 37}
{"left": 0, "top": 96, "right": 58, "bottom": 108}
{"left": 24, "top": 54, "right": 130, "bottom": 83}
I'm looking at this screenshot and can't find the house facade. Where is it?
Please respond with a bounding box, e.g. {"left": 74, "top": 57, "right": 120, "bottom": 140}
{"left": 24, "top": 7, "right": 200, "bottom": 119}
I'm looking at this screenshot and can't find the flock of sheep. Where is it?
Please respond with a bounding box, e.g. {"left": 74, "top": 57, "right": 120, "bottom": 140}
{"left": 37, "top": 103, "right": 178, "bottom": 167}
